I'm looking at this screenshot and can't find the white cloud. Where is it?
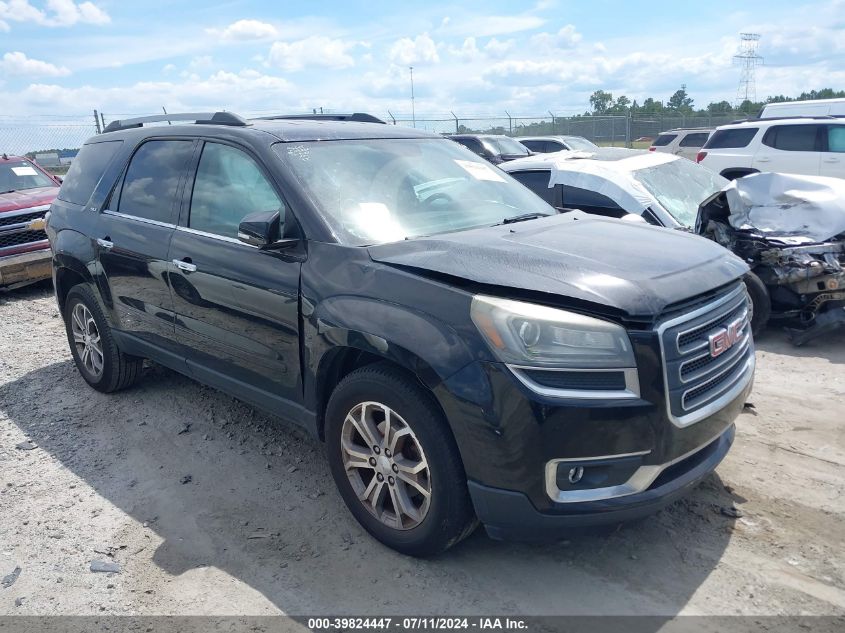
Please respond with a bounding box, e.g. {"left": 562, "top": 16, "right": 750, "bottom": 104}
{"left": 389, "top": 33, "right": 439, "bottom": 65}
{"left": 268, "top": 36, "right": 356, "bottom": 71}
{"left": 0, "top": 51, "right": 70, "bottom": 77}
{"left": 215, "top": 19, "right": 278, "bottom": 41}
{"left": 440, "top": 14, "right": 544, "bottom": 37}
{"left": 484, "top": 38, "right": 515, "bottom": 59}
{"left": 7, "top": 69, "right": 296, "bottom": 117}
{"left": 46, "top": 0, "right": 109, "bottom": 25}
{"left": 188, "top": 55, "right": 213, "bottom": 70}
{"left": 0, "top": 0, "right": 109, "bottom": 28}
{"left": 530, "top": 24, "right": 582, "bottom": 50}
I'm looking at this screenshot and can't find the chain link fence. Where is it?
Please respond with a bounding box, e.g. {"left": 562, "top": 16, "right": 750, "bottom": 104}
{"left": 1, "top": 110, "right": 751, "bottom": 169}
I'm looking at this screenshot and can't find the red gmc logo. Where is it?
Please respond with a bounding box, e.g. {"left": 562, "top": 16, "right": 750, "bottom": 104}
{"left": 708, "top": 317, "right": 745, "bottom": 358}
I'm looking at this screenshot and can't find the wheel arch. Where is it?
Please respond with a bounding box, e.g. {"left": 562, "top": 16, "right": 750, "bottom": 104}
{"left": 313, "top": 341, "right": 448, "bottom": 442}
{"left": 720, "top": 167, "right": 759, "bottom": 180}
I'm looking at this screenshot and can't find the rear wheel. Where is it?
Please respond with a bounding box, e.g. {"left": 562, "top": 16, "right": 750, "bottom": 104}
{"left": 64, "top": 285, "right": 143, "bottom": 392}
{"left": 325, "top": 363, "right": 477, "bottom": 556}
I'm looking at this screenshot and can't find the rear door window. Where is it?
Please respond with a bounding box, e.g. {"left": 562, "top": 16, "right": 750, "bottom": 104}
{"left": 508, "top": 170, "right": 555, "bottom": 205}
{"left": 703, "top": 128, "right": 758, "bottom": 149}
{"left": 652, "top": 134, "right": 677, "bottom": 147}
{"left": 679, "top": 133, "right": 710, "bottom": 147}
{"left": 826, "top": 125, "right": 845, "bottom": 152}
{"left": 117, "top": 140, "right": 194, "bottom": 224}
{"left": 57, "top": 140, "right": 123, "bottom": 206}
{"left": 188, "top": 142, "right": 283, "bottom": 239}
{"left": 453, "top": 138, "right": 485, "bottom": 157}
{"left": 762, "top": 125, "right": 821, "bottom": 151}
{"left": 519, "top": 140, "right": 545, "bottom": 152}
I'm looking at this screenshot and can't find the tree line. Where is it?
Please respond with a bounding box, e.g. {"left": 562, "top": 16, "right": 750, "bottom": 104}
{"left": 586, "top": 87, "right": 845, "bottom": 117}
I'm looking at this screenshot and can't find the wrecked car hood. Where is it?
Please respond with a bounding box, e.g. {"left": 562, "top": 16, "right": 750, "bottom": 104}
{"left": 721, "top": 172, "right": 845, "bottom": 243}
{"left": 368, "top": 212, "right": 747, "bottom": 317}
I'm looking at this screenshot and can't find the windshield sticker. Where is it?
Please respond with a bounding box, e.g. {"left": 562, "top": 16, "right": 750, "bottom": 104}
{"left": 11, "top": 166, "right": 38, "bottom": 176}
{"left": 454, "top": 160, "right": 506, "bottom": 183}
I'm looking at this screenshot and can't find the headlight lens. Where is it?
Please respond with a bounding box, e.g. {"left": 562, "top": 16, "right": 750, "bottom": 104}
{"left": 470, "top": 295, "right": 635, "bottom": 368}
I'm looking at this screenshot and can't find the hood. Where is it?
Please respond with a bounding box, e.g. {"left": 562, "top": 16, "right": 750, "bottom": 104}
{"left": 717, "top": 172, "right": 845, "bottom": 243}
{"left": 368, "top": 213, "right": 748, "bottom": 318}
{"left": 0, "top": 186, "right": 58, "bottom": 214}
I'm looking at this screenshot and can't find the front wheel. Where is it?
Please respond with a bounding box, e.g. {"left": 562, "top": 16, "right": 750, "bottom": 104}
{"left": 743, "top": 271, "right": 771, "bottom": 337}
{"left": 325, "top": 363, "right": 477, "bottom": 556}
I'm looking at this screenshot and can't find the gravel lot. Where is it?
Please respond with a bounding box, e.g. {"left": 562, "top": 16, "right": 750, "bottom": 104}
{"left": 1, "top": 281, "right": 844, "bottom": 617}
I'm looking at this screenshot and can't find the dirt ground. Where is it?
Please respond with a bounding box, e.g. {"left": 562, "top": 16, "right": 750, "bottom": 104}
{"left": 1, "top": 280, "right": 843, "bottom": 617}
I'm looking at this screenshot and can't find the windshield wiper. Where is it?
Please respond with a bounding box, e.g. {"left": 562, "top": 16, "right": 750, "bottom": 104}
{"left": 0, "top": 190, "right": 16, "bottom": 195}
{"left": 497, "top": 212, "right": 549, "bottom": 226}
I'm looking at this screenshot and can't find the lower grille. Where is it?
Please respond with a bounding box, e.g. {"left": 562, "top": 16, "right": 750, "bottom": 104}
{"left": 658, "top": 283, "right": 754, "bottom": 426}
{"left": 0, "top": 230, "right": 48, "bottom": 250}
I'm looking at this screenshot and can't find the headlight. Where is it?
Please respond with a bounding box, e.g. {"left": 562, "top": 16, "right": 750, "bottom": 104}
{"left": 470, "top": 295, "right": 635, "bottom": 368}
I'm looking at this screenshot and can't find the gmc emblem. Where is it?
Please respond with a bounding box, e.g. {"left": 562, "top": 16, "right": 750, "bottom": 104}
{"left": 708, "top": 317, "right": 745, "bottom": 358}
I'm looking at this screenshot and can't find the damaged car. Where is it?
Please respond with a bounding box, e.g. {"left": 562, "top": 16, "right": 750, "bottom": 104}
{"left": 500, "top": 149, "right": 773, "bottom": 334}
{"left": 697, "top": 172, "right": 845, "bottom": 344}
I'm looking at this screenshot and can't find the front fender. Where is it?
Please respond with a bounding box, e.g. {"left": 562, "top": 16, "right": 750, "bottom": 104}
{"left": 307, "top": 295, "right": 477, "bottom": 391}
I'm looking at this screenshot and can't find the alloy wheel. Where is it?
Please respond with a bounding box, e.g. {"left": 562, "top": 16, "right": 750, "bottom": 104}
{"left": 71, "top": 303, "right": 104, "bottom": 378}
{"left": 340, "top": 401, "right": 432, "bottom": 530}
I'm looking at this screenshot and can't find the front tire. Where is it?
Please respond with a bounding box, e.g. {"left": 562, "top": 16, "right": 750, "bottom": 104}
{"left": 63, "top": 285, "right": 143, "bottom": 393}
{"left": 325, "top": 363, "right": 477, "bottom": 556}
{"left": 743, "top": 271, "right": 771, "bottom": 337}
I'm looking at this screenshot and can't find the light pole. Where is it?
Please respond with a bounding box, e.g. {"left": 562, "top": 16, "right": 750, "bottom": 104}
{"left": 409, "top": 66, "right": 416, "bottom": 128}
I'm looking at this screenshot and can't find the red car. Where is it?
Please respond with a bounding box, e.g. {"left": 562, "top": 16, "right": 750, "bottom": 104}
{"left": 1, "top": 153, "right": 61, "bottom": 290}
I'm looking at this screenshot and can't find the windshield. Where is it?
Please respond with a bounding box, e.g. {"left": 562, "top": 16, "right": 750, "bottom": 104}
{"left": 632, "top": 159, "right": 728, "bottom": 227}
{"left": 0, "top": 160, "right": 55, "bottom": 193}
{"left": 484, "top": 136, "right": 531, "bottom": 156}
{"left": 275, "top": 138, "right": 555, "bottom": 245}
{"left": 564, "top": 137, "right": 599, "bottom": 151}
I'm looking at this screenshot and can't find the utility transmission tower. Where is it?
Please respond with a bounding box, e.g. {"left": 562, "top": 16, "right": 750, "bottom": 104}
{"left": 733, "top": 33, "right": 763, "bottom": 107}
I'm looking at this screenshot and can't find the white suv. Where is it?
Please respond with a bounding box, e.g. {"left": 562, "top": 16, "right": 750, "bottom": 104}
{"left": 697, "top": 117, "right": 845, "bottom": 179}
{"left": 649, "top": 128, "right": 713, "bottom": 161}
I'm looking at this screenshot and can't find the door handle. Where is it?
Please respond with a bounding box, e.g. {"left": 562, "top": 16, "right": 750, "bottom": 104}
{"left": 756, "top": 157, "right": 771, "bottom": 163}
{"left": 96, "top": 237, "right": 113, "bottom": 250}
{"left": 823, "top": 157, "right": 840, "bottom": 163}
{"left": 172, "top": 258, "right": 197, "bottom": 273}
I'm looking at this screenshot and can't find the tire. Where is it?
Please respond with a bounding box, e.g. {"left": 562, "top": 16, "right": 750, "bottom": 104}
{"left": 743, "top": 271, "right": 771, "bottom": 337}
{"left": 63, "top": 284, "right": 143, "bottom": 393}
{"left": 325, "top": 362, "right": 477, "bottom": 556}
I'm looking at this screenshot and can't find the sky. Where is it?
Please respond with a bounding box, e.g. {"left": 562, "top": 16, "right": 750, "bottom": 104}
{"left": 1, "top": 0, "right": 845, "bottom": 123}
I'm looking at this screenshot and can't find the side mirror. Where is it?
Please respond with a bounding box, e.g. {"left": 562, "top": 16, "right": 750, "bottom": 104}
{"left": 238, "top": 210, "right": 281, "bottom": 247}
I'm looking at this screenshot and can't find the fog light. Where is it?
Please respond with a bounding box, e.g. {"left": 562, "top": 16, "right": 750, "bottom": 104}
{"left": 568, "top": 466, "right": 584, "bottom": 484}
{"left": 826, "top": 279, "right": 839, "bottom": 290}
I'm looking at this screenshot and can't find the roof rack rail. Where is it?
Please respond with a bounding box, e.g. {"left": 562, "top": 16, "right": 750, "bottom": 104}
{"left": 731, "top": 114, "right": 841, "bottom": 124}
{"left": 103, "top": 111, "right": 249, "bottom": 133}
{"left": 254, "top": 112, "right": 386, "bottom": 124}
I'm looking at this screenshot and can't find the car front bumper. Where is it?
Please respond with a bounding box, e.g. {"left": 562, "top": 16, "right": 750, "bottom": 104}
{"left": 0, "top": 247, "right": 52, "bottom": 289}
{"left": 468, "top": 423, "right": 735, "bottom": 540}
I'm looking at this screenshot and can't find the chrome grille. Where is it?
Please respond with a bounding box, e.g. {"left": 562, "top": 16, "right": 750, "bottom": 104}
{"left": 658, "top": 283, "right": 755, "bottom": 427}
{"left": 0, "top": 206, "right": 48, "bottom": 252}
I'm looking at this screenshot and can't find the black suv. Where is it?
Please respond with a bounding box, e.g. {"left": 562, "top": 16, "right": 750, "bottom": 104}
{"left": 447, "top": 134, "right": 532, "bottom": 164}
{"left": 46, "top": 111, "right": 754, "bottom": 556}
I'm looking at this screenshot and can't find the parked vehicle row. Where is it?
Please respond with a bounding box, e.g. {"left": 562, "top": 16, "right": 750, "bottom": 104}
{"left": 45, "top": 112, "right": 754, "bottom": 556}
{"left": 649, "top": 128, "right": 713, "bottom": 161}
{"left": 697, "top": 117, "right": 845, "bottom": 180}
